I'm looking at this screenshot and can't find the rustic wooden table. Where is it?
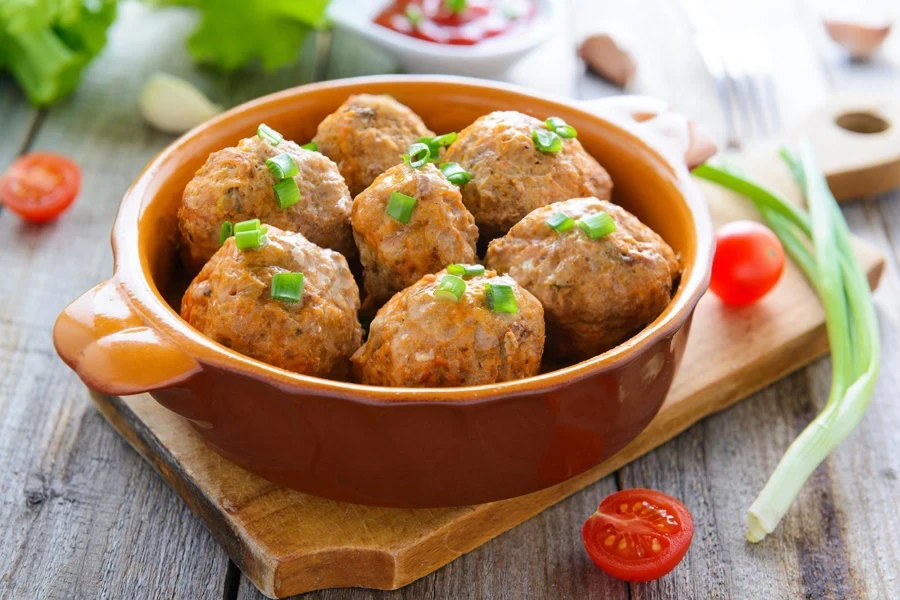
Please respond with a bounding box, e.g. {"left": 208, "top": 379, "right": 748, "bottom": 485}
{"left": 2, "top": 1, "right": 899, "bottom": 599}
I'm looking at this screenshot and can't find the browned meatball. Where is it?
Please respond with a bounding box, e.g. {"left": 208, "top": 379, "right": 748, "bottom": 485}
{"left": 351, "top": 162, "right": 479, "bottom": 309}
{"left": 442, "top": 111, "right": 613, "bottom": 238}
{"left": 181, "top": 226, "right": 363, "bottom": 379}
{"left": 313, "top": 94, "right": 434, "bottom": 196}
{"left": 352, "top": 269, "right": 545, "bottom": 387}
{"left": 485, "top": 197, "right": 680, "bottom": 361}
{"left": 178, "top": 135, "right": 354, "bottom": 271}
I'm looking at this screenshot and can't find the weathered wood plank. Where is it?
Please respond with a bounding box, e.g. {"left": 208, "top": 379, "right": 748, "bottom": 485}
{"left": 0, "top": 78, "right": 39, "bottom": 170}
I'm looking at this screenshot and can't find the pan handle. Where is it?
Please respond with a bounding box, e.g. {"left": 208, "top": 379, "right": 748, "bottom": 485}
{"left": 53, "top": 278, "right": 200, "bottom": 396}
{"left": 581, "top": 95, "right": 717, "bottom": 170}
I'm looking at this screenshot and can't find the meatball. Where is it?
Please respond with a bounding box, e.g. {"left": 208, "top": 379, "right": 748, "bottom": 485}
{"left": 351, "top": 162, "right": 479, "bottom": 309}
{"left": 178, "top": 135, "right": 354, "bottom": 271}
{"left": 352, "top": 269, "right": 545, "bottom": 387}
{"left": 313, "top": 94, "right": 434, "bottom": 196}
{"left": 485, "top": 197, "right": 680, "bottom": 361}
{"left": 441, "top": 111, "right": 613, "bottom": 238}
{"left": 181, "top": 226, "right": 363, "bottom": 379}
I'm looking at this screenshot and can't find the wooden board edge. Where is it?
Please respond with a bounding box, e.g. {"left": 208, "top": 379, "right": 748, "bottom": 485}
{"left": 88, "top": 391, "right": 280, "bottom": 599}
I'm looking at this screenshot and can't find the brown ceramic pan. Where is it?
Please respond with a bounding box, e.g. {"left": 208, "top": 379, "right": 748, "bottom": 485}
{"left": 54, "top": 76, "right": 715, "bottom": 508}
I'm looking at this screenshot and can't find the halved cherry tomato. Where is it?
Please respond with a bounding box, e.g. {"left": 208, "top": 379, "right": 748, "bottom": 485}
{"left": 710, "top": 220, "right": 785, "bottom": 306}
{"left": 582, "top": 488, "right": 694, "bottom": 582}
{"left": 0, "top": 152, "right": 81, "bottom": 223}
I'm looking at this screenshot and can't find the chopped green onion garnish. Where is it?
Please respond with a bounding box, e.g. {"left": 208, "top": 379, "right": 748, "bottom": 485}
{"left": 405, "top": 4, "right": 423, "bottom": 25}
{"left": 577, "top": 212, "right": 616, "bottom": 239}
{"left": 532, "top": 129, "right": 562, "bottom": 153}
{"left": 301, "top": 141, "right": 318, "bottom": 152}
{"left": 266, "top": 153, "right": 299, "bottom": 179}
{"left": 257, "top": 123, "right": 283, "bottom": 146}
{"left": 445, "top": 0, "right": 466, "bottom": 13}
{"left": 434, "top": 274, "right": 466, "bottom": 302}
{"left": 234, "top": 218, "right": 261, "bottom": 233}
{"left": 271, "top": 272, "right": 304, "bottom": 303}
{"left": 433, "top": 132, "right": 457, "bottom": 147}
{"left": 545, "top": 117, "right": 577, "bottom": 139}
{"left": 447, "top": 263, "right": 485, "bottom": 278}
{"left": 274, "top": 178, "right": 301, "bottom": 209}
{"left": 418, "top": 133, "right": 458, "bottom": 162}
{"left": 234, "top": 219, "right": 267, "bottom": 250}
{"left": 407, "top": 142, "right": 431, "bottom": 168}
{"left": 545, "top": 212, "right": 575, "bottom": 234}
{"left": 484, "top": 282, "right": 518, "bottom": 314}
{"left": 439, "top": 162, "right": 471, "bottom": 186}
{"left": 386, "top": 191, "right": 417, "bottom": 223}
{"left": 220, "top": 221, "right": 233, "bottom": 246}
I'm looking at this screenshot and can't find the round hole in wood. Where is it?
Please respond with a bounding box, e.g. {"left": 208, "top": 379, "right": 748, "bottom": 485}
{"left": 835, "top": 111, "right": 890, "bottom": 134}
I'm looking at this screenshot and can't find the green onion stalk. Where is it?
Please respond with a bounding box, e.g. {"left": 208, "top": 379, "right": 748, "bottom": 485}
{"left": 693, "top": 138, "right": 880, "bottom": 542}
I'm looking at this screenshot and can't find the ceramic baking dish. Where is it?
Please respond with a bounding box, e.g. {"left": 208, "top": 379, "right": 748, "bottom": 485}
{"left": 54, "top": 76, "right": 714, "bottom": 508}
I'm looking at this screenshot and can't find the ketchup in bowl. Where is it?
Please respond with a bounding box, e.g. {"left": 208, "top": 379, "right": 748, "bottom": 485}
{"left": 374, "top": 0, "right": 536, "bottom": 45}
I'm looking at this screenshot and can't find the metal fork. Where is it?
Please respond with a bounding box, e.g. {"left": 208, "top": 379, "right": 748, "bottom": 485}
{"left": 681, "top": 0, "right": 782, "bottom": 149}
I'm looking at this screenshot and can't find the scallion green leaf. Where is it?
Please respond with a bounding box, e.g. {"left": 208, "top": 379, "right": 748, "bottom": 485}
{"left": 220, "top": 221, "right": 234, "bottom": 246}
{"left": 266, "top": 153, "right": 299, "bottom": 179}
{"left": 234, "top": 220, "right": 267, "bottom": 250}
{"left": 545, "top": 212, "right": 575, "bottom": 234}
{"left": 234, "top": 219, "right": 261, "bottom": 233}
{"left": 386, "top": 191, "right": 417, "bottom": 223}
{"left": 484, "top": 282, "right": 518, "bottom": 314}
{"left": 577, "top": 212, "right": 616, "bottom": 239}
{"left": 301, "top": 141, "right": 318, "bottom": 152}
{"left": 532, "top": 129, "right": 562, "bottom": 153}
{"left": 274, "top": 178, "right": 301, "bottom": 210}
{"left": 445, "top": 0, "right": 467, "bottom": 13}
{"left": 407, "top": 142, "right": 431, "bottom": 168}
{"left": 271, "top": 272, "right": 304, "bottom": 303}
{"left": 439, "top": 162, "right": 471, "bottom": 186}
{"left": 447, "top": 263, "right": 485, "bottom": 277}
{"left": 434, "top": 274, "right": 466, "bottom": 302}
{"left": 545, "top": 116, "right": 577, "bottom": 139}
{"left": 257, "top": 123, "right": 283, "bottom": 146}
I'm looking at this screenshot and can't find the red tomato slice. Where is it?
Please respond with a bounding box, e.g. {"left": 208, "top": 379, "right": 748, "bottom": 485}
{"left": 0, "top": 152, "right": 81, "bottom": 223}
{"left": 582, "top": 488, "right": 694, "bottom": 582}
{"left": 710, "top": 220, "right": 785, "bottom": 306}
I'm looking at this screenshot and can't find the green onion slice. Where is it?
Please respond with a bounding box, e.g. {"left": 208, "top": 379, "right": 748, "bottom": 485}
{"left": 234, "top": 219, "right": 267, "bottom": 250}
{"left": 545, "top": 212, "right": 575, "bottom": 234}
{"left": 447, "top": 263, "right": 485, "bottom": 278}
{"left": 300, "top": 141, "right": 318, "bottom": 152}
{"left": 439, "top": 162, "right": 471, "bottom": 186}
{"left": 577, "top": 212, "right": 616, "bottom": 239}
{"left": 257, "top": 123, "right": 283, "bottom": 146}
{"left": 274, "top": 178, "right": 301, "bottom": 209}
{"left": 484, "top": 282, "right": 518, "bottom": 314}
{"left": 271, "top": 272, "right": 304, "bottom": 303}
{"left": 220, "top": 221, "right": 234, "bottom": 246}
{"left": 445, "top": 0, "right": 466, "bottom": 13}
{"left": 532, "top": 129, "right": 562, "bottom": 153}
{"left": 266, "top": 153, "right": 299, "bottom": 179}
{"left": 434, "top": 274, "right": 466, "bottom": 302}
{"left": 386, "top": 191, "right": 417, "bottom": 223}
{"left": 433, "top": 132, "right": 457, "bottom": 147}
{"left": 545, "top": 116, "right": 577, "bottom": 139}
{"left": 407, "top": 142, "right": 431, "bottom": 168}
{"left": 418, "top": 133, "right": 457, "bottom": 162}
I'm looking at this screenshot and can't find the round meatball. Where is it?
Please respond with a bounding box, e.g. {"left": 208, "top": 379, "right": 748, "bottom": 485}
{"left": 352, "top": 162, "right": 479, "bottom": 309}
{"left": 313, "top": 94, "right": 434, "bottom": 196}
{"left": 181, "top": 226, "right": 363, "bottom": 379}
{"left": 485, "top": 197, "right": 680, "bottom": 361}
{"left": 442, "top": 111, "right": 613, "bottom": 238}
{"left": 352, "top": 269, "right": 545, "bottom": 387}
{"left": 178, "top": 135, "right": 354, "bottom": 271}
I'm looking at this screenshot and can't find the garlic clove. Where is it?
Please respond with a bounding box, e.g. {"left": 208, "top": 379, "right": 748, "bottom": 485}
{"left": 823, "top": 19, "right": 892, "bottom": 60}
{"left": 578, "top": 32, "right": 637, "bottom": 89}
{"left": 140, "top": 73, "right": 223, "bottom": 135}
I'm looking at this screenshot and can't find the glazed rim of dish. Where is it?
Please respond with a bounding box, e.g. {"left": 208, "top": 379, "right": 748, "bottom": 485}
{"left": 117, "top": 75, "right": 714, "bottom": 403}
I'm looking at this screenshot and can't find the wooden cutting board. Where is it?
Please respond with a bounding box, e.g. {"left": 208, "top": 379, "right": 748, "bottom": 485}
{"left": 89, "top": 152, "right": 885, "bottom": 599}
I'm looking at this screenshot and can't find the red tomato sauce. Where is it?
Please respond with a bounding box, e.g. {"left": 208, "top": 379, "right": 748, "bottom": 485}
{"left": 374, "top": 0, "right": 536, "bottom": 45}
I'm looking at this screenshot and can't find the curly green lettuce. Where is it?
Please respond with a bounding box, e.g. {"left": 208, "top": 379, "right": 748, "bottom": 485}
{"left": 0, "top": 0, "right": 118, "bottom": 105}
{"left": 152, "top": 0, "right": 330, "bottom": 71}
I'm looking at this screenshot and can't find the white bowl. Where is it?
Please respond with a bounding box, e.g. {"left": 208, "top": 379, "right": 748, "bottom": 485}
{"left": 327, "top": 0, "right": 564, "bottom": 77}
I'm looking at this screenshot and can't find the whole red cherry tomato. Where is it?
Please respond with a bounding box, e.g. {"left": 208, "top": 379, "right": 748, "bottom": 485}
{"left": 710, "top": 220, "right": 785, "bottom": 306}
{"left": 582, "top": 488, "right": 694, "bottom": 582}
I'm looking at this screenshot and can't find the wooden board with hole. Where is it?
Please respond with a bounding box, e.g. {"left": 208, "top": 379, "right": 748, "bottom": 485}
{"left": 88, "top": 155, "right": 885, "bottom": 599}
